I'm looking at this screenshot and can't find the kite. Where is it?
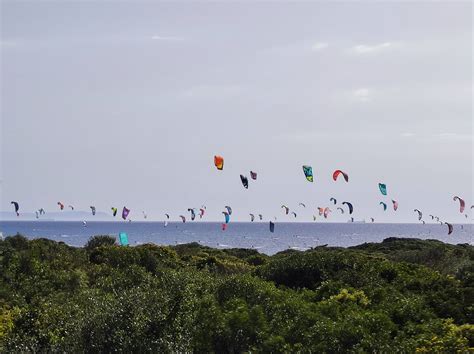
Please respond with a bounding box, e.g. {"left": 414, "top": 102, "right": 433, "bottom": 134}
{"left": 291, "top": 211, "right": 297, "bottom": 218}
{"left": 429, "top": 215, "right": 434, "bottom": 220}
{"left": 118, "top": 232, "right": 129, "bottom": 246}
{"left": 330, "top": 198, "right": 337, "bottom": 205}
{"left": 302, "top": 165, "right": 313, "bottom": 182}
{"left": 122, "top": 207, "right": 130, "bottom": 220}
{"left": 10, "top": 201, "right": 19, "bottom": 216}
{"left": 164, "top": 213, "right": 170, "bottom": 227}
{"left": 323, "top": 207, "right": 331, "bottom": 219}
{"left": 299, "top": 203, "right": 306, "bottom": 208}
{"left": 68, "top": 205, "right": 74, "bottom": 211}
{"left": 57, "top": 202, "right": 64, "bottom": 210}
{"left": 199, "top": 208, "right": 205, "bottom": 219}
{"left": 453, "top": 196, "right": 465, "bottom": 213}
{"left": 445, "top": 222, "right": 453, "bottom": 235}
{"left": 281, "top": 205, "right": 290, "bottom": 214}
{"left": 35, "top": 211, "right": 39, "bottom": 219}
{"left": 435, "top": 216, "right": 440, "bottom": 222}
{"left": 313, "top": 215, "right": 317, "bottom": 221}
{"left": 90, "top": 206, "right": 96, "bottom": 216}
{"left": 392, "top": 200, "right": 398, "bottom": 211}
{"left": 111, "top": 207, "right": 118, "bottom": 217}
{"left": 414, "top": 209, "right": 422, "bottom": 221}
{"left": 333, "top": 170, "right": 349, "bottom": 182}
{"left": 337, "top": 207, "right": 344, "bottom": 214}
{"left": 39, "top": 208, "right": 45, "bottom": 215}
{"left": 342, "top": 201, "right": 353, "bottom": 214}
{"left": 188, "top": 208, "right": 196, "bottom": 221}
{"left": 317, "top": 207, "right": 325, "bottom": 216}
{"left": 225, "top": 206, "right": 232, "bottom": 215}
{"left": 380, "top": 202, "right": 387, "bottom": 211}
{"left": 222, "top": 211, "right": 230, "bottom": 224}
{"left": 379, "top": 183, "right": 387, "bottom": 196}
{"left": 179, "top": 215, "right": 186, "bottom": 223}
{"left": 258, "top": 214, "right": 263, "bottom": 221}
{"left": 142, "top": 211, "right": 147, "bottom": 219}
{"left": 214, "top": 155, "right": 224, "bottom": 170}
{"left": 269, "top": 221, "right": 275, "bottom": 233}
{"left": 240, "top": 175, "right": 249, "bottom": 189}
{"left": 250, "top": 171, "right": 257, "bottom": 180}
{"left": 250, "top": 213, "right": 255, "bottom": 222}
{"left": 370, "top": 218, "right": 375, "bottom": 223}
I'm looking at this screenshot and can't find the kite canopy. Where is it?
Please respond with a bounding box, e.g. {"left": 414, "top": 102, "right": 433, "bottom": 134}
{"left": 269, "top": 221, "right": 275, "bottom": 233}
{"left": 57, "top": 202, "right": 64, "bottom": 210}
{"left": 414, "top": 209, "right": 422, "bottom": 221}
{"left": 302, "top": 165, "right": 313, "bottom": 182}
{"left": 118, "top": 232, "right": 129, "bottom": 246}
{"left": 281, "top": 205, "right": 289, "bottom": 215}
{"left": 250, "top": 171, "right": 257, "bottom": 180}
{"left": 333, "top": 170, "right": 349, "bottom": 182}
{"left": 122, "top": 207, "right": 130, "bottom": 220}
{"left": 258, "top": 214, "right": 263, "bottom": 220}
{"left": 453, "top": 196, "right": 465, "bottom": 213}
{"left": 249, "top": 213, "right": 255, "bottom": 222}
{"left": 445, "top": 222, "right": 453, "bottom": 235}
{"left": 225, "top": 206, "right": 232, "bottom": 215}
{"left": 323, "top": 207, "right": 331, "bottom": 219}
{"left": 240, "top": 175, "right": 249, "bottom": 189}
{"left": 392, "top": 200, "right": 399, "bottom": 211}
{"left": 68, "top": 205, "right": 74, "bottom": 211}
{"left": 291, "top": 211, "right": 297, "bottom": 218}
{"left": 222, "top": 211, "right": 230, "bottom": 224}
{"left": 299, "top": 203, "right": 306, "bottom": 208}
{"left": 379, "top": 183, "right": 387, "bottom": 196}
{"left": 11, "top": 201, "right": 19, "bottom": 216}
{"left": 179, "top": 215, "right": 186, "bottom": 223}
{"left": 342, "top": 201, "right": 353, "bottom": 214}
{"left": 337, "top": 207, "right": 344, "bottom": 214}
{"left": 90, "top": 206, "right": 96, "bottom": 216}
{"left": 111, "top": 207, "right": 118, "bottom": 217}
{"left": 214, "top": 155, "right": 224, "bottom": 170}
{"left": 188, "top": 208, "right": 196, "bottom": 221}
{"left": 380, "top": 202, "right": 387, "bottom": 211}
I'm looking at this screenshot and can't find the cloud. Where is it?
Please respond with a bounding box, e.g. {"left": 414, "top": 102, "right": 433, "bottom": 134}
{"left": 311, "top": 42, "right": 328, "bottom": 51}
{"left": 352, "top": 88, "right": 372, "bottom": 102}
{"left": 151, "top": 35, "right": 184, "bottom": 41}
{"left": 350, "top": 42, "right": 401, "bottom": 55}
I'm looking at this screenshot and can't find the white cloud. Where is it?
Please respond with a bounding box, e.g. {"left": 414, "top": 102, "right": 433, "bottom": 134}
{"left": 352, "top": 88, "right": 372, "bottom": 102}
{"left": 311, "top": 42, "right": 328, "bottom": 51}
{"left": 151, "top": 35, "right": 184, "bottom": 41}
{"left": 350, "top": 41, "right": 401, "bottom": 55}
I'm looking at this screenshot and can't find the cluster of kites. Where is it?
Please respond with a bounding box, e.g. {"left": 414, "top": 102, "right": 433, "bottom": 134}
{"left": 8, "top": 156, "right": 471, "bottom": 236}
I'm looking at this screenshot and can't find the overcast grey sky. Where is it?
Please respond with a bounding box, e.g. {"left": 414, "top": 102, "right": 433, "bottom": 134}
{"left": 1, "top": 1, "right": 472, "bottom": 222}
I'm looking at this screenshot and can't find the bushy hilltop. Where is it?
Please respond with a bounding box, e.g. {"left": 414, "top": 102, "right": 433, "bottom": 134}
{"left": 0, "top": 234, "right": 472, "bottom": 352}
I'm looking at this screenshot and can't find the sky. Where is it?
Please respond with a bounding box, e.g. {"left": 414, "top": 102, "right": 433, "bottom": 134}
{"left": 1, "top": 1, "right": 472, "bottom": 223}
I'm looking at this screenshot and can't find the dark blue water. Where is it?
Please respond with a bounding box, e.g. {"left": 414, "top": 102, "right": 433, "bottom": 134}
{"left": 0, "top": 221, "right": 472, "bottom": 255}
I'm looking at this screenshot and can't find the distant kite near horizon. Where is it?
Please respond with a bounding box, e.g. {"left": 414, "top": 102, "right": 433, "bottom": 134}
{"left": 333, "top": 170, "right": 349, "bottom": 182}
{"left": 214, "top": 155, "right": 224, "bottom": 170}
{"left": 453, "top": 196, "right": 465, "bottom": 213}
{"left": 57, "top": 202, "right": 64, "bottom": 210}
{"left": 392, "top": 200, "right": 399, "bottom": 211}
{"left": 380, "top": 202, "right": 387, "bottom": 211}
{"left": 302, "top": 165, "right": 313, "bottom": 182}
{"left": 250, "top": 171, "right": 257, "bottom": 180}
{"left": 111, "top": 207, "right": 118, "bottom": 217}
{"left": 11, "top": 201, "right": 19, "bottom": 216}
{"left": 379, "top": 183, "right": 387, "bottom": 196}
{"left": 240, "top": 175, "right": 249, "bottom": 189}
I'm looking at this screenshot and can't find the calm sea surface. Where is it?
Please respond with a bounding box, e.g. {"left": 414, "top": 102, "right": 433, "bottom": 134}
{"left": 0, "top": 221, "right": 472, "bottom": 255}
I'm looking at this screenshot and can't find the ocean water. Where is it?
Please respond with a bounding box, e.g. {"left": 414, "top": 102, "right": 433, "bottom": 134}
{"left": 0, "top": 221, "right": 472, "bottom": 255}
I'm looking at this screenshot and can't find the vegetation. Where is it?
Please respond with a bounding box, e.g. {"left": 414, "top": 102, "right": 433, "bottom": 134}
{"left": 0, "top": 234, "right": 472, "bottom": 352}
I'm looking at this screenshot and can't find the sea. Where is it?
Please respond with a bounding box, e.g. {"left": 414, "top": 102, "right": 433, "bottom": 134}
{"left": 1, "top": 221, "right": 472, "bottom": 255}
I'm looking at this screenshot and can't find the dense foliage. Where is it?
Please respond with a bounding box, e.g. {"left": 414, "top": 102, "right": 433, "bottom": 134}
{"left": 1, "top": 234, "right": 472, "bottom": 352}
